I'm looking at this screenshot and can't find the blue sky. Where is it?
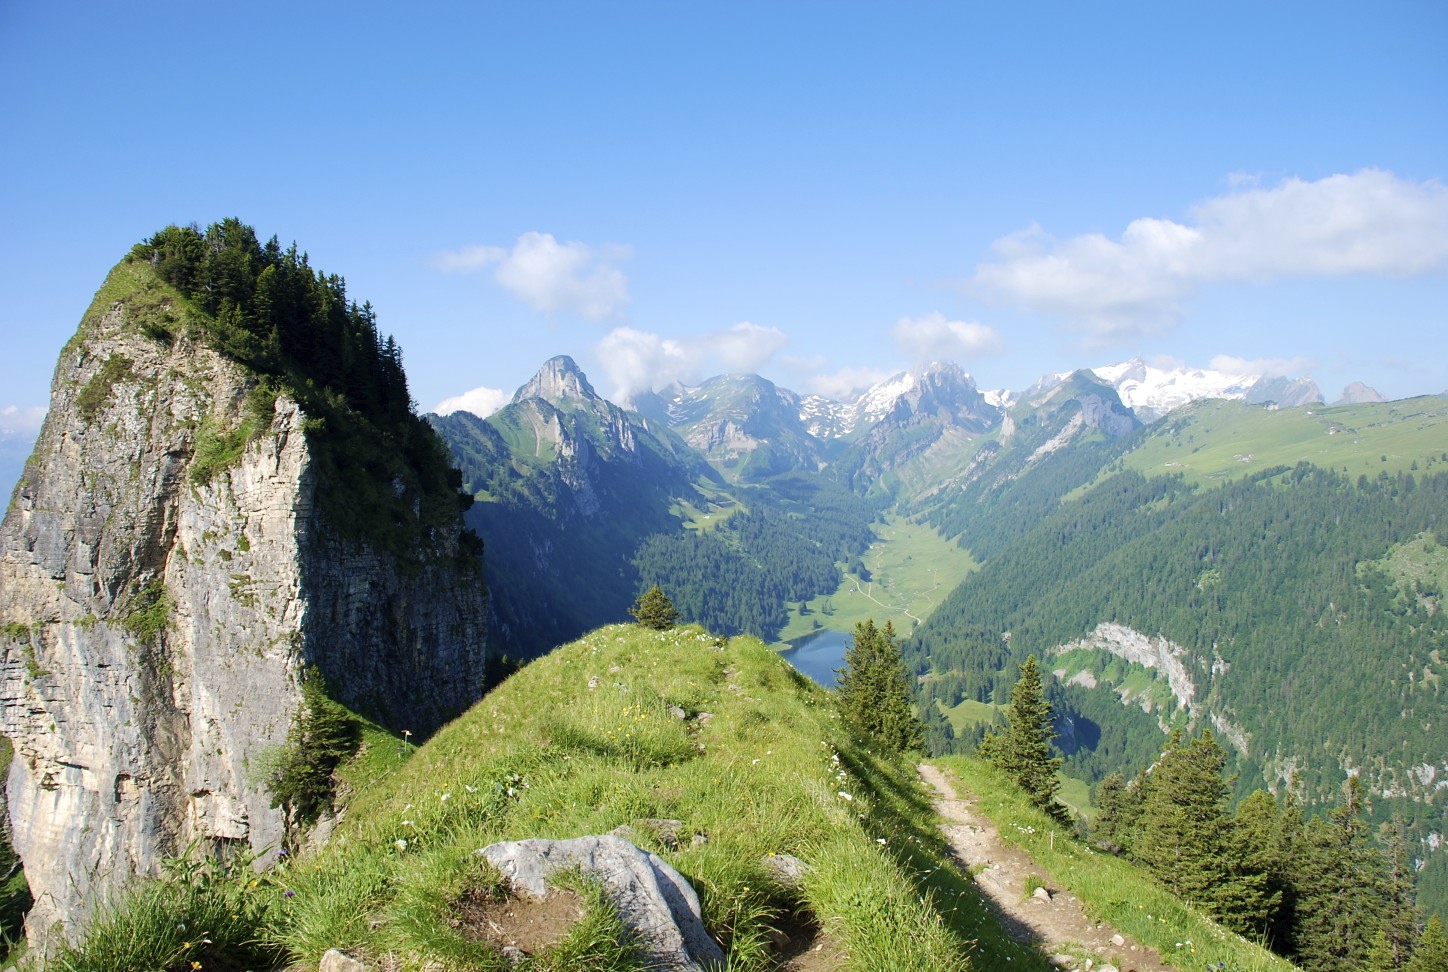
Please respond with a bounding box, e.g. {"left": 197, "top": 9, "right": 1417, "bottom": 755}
{"left": 2, "top": 1, "right": 1446, "bottom": 469}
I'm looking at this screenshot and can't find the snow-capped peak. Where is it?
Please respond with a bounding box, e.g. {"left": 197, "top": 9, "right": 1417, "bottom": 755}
{"left": 1095, "top": 357, "right": 1259, "bottom": 414}
{"left": 1089, "top": 357, "right": 1321, "bottom": 420}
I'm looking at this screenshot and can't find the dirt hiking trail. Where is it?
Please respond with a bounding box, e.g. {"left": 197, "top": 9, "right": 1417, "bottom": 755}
{"left": 919, "top": 763, "right": 1177, "bottom": 972}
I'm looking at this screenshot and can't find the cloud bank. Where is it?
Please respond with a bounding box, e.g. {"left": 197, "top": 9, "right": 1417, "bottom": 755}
{"left": 1208, "top": 354, "right": 1316, "bottom": 378}
{"left": 971, "top": 169, "right": 1448, "bottom": 342}
{"left": 596, "top": 322, "right": 789, "bottom": 401}
{"left": 433, "top": 386, "right": 509, "bottom": 418}
{"left": 891, "top": 312, "right": 1003, "bottom": 363}
{"left": 436, "top": 231, "right": 632, "bottom": 320}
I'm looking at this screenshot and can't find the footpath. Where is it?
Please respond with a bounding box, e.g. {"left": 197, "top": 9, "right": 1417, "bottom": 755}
{"left": 919, "top": 763, "right": 1176, "bottom": 972}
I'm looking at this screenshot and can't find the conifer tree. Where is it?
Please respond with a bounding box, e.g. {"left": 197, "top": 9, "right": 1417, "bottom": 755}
{"left": 836, "top": 619, "right": 923, "bottom": 753}
{"left": 1406, "top": 915, "right": 1448, "bottom": 972}
{"left": 979, "top": 654, "right": 1068, "bottom": 823}
{"left": 269, "top": 667, "right": 360, "bottom": 838}
{"left": 1232, "top": 788, "right": 1295, "bottom": 949}
{"left": 630, "top": 584, "right": 679, "bottom": 630}
{"left": 1376, "top": 816, "right": 1425, "bottom": 970}
{"left": 1291, "top": 776, "right": 1392, "bottom": 972}
{"left": 1092, "top": 771, "right": 1137, "bottom": 853}
{"left": 1135, "top": 731, "right": 1276, "bottom": 936}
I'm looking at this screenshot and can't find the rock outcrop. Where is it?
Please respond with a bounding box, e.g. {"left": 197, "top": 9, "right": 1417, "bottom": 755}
{"left": 0, "top": 272, "right": 488, "bottom": 945}
{"left": 478, "top": 834, "right": 724, "bottom": 970}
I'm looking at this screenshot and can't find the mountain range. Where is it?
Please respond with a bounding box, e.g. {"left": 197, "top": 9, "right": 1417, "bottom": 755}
{"left": 428, "top": 350, "right": 1448, "bottom": 920}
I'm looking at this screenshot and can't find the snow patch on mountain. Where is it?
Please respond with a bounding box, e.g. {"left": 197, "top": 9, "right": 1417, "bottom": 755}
{"left": 1093, "top": 358, "right": 1261, "bottom": 418}
{"left": 1086, "top": 357, "right": 1324, "bottom": 420}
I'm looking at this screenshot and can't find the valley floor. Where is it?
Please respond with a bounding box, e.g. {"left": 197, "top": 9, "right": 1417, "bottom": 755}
{"left": 920, "top": 764, "right": 1175, "bottom": 972}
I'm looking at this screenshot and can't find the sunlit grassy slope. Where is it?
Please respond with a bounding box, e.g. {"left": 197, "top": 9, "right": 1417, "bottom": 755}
{"left": 274, "top": 625, "right": 1046, "bottom": 971}
{"left": 777, "top": 513, "right": 977, "bottom": 643}
{"left": 1108, "top": 396, "right": 1448, "bottom": 488}
{"left": 49, "top": 625, "right": 1313, "bottom": 972}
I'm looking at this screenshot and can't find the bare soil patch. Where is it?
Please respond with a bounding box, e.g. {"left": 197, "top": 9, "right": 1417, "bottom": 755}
{"left": 455, "top": 886, "right": 584, "bottom": 957}
{"left": 919, "top": 763, "right": 1177, "bottom": 972}
{"left": 771, "top": 909, "right": 847, "bottom": 971}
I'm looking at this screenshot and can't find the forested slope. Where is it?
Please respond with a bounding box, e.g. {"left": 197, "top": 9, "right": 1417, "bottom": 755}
{"left": 908, "top": 462, "right": 1448, "bottom": 915}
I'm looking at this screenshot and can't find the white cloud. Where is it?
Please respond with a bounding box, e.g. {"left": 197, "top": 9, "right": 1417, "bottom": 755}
{"left": 803, "top": 366, "right": 895, "bottom": 401}
{"left": 433, "top": 386, "right": 509, "bottom": 418}
{"left": 435, "top": 231, "right": 632, "bottom": 320}
{"left": 891, "top": 311, "right": 1003, "bottom": 362}
{"left": 0, "top": 405, "right": 46, "bottom": 438}
{"left": 595, "top": 322, "right": 789, "bottom": 402}
{"left": 1208, "top": 354, "right": 1316, "bottom": 378}
{"left": 709, "top": 322, "right": 790, "bottom": 372}
{"left": 596, "top": 328, "right": 692, "bottom": 402}
{"left": 971, "top": 169, "right": 1448, "bottom": 342}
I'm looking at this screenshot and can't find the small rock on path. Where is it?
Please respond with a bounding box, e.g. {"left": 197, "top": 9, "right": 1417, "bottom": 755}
{"left": 919, "top": 763, "right": 1177, "bottom": 972}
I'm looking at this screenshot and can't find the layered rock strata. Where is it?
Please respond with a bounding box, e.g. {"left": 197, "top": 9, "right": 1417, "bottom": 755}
{"left": 1, "top": 290, "right": 487, "bottom": 943}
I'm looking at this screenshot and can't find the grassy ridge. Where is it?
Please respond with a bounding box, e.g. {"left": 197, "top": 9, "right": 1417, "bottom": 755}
{"left": 270, "top": 625, "right": 1045, "bottom": 970}
{"left": 40, "top": 626, "right": 1313, "bottom": 971}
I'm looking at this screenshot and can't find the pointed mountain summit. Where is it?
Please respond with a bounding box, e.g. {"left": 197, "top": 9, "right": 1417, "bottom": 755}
{"left": 431, "top": 357, "right": 706, "bottom": 659}
{"left": 872, "top": 361, "right": 997, "bottom": 430}
{"left": 833, "top": 363, "right": 1004, "bottom": 496}
{"left": 1334, "top": 381, "right": 1386, "bottom": 405}
{"left": 511, "top": 354, "right": 599, "bottom": 406}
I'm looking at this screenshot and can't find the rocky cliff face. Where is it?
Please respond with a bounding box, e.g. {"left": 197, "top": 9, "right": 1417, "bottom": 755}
{"left": 1, "top": 285, "right": 488, "bottom": 944}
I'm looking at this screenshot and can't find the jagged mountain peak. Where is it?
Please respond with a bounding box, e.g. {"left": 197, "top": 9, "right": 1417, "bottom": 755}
{"left": 1333, "top": 382, "right": 1386, "bottom": 405}
{"left": 511, "top": 354, "right": 599, "bottom": 406}
{"left": 1021, "top": 369, "right": 1138, "bottom": 435}
{"left": 801, "top": 362, "right": 985, "bottom": 440}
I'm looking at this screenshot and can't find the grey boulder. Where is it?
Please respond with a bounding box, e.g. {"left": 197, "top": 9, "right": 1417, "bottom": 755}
{"left": 477, "top": 834, "right": 723, "bottom": 970}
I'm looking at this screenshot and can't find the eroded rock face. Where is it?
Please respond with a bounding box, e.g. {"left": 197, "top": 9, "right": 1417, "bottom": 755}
{"left": 0, "top": 299, "right": 488, "bottom": 945}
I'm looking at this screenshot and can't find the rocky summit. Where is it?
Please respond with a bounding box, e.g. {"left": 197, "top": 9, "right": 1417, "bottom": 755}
{"left": 0, "top": 247, "right": 489, "bottom": 945}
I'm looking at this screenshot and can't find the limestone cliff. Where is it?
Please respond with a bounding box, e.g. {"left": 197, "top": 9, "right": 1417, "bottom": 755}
{"left": 0, "top": 258, "right": 488, "bottom": 944}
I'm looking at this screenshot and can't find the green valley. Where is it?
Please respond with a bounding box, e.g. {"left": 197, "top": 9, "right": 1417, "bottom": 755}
{"left": 775, "top": 512, "right": 978, "bottom": 643}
